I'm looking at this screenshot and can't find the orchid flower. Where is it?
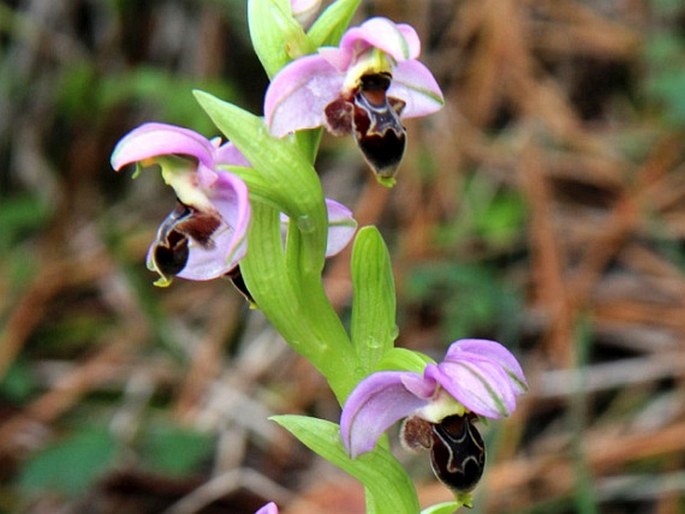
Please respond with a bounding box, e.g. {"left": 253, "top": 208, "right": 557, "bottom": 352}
{"left": 340, "top": 339, "right": 526, "bottom": 493}
{"left": 111, "top": 123, "right": 357, "bottom": 288}
{"left": 111, "top": 123, "right": 251, "bottom": 287}
{"left": 264, "top": 17, "right": 444, "bottom": 183}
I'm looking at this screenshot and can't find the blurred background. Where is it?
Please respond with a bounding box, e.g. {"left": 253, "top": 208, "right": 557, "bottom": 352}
{"left": 1, "top": 0, "right": 685, "bottom": 513}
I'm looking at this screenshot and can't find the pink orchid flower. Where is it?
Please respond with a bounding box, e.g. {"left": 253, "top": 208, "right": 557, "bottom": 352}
{"left": 340, "top": 339, "right": 526, "bottom": 494}
{"left": 264, "top": 17, "right": 444, "bottom": 181}
{"left": 341, "top": 339, "right": 527, "bottom": 458}
{"left": 111, "top": 123, "right": 251, "bottom": 286}
{"left": 111, "top": 123, "right": 357, "bottom": 288}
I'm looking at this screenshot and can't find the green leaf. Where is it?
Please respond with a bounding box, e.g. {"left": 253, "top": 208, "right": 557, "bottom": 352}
{"left": 19, "top": 426, "right": 117, "bottom": 495}
{"left": 406, "top": 262, "right": 522, "bottom": 343}
{"left": 374, "top": 347, "right": 434, "bottom": 374}
{"left": 307, "top": 0, "right": 362, "bottom": 48}
{"left": 248, "top": 0, "right": 313, "bottom": 79}
{"left": 99, "top": 66, "right": 238, "bottom": 135}
{"left": 351, "top": 226, "right": 397, "bottom": 373}
{"left": 271, "top": 415, "right": 419, "bottom": 514}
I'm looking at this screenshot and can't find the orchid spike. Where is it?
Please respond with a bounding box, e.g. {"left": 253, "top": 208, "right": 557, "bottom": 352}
{"left": 340, "top": 339, "right": 527, "bottom": 459}
{"left": 111, "top": 123, "right": 251, "bottom": 287}
{"left": 264, "top": 17, "right": 444, "bottom": 184}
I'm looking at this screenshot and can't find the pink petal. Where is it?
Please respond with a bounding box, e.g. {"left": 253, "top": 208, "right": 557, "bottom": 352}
{"left": 427, "top": 359, "right": 515, "bottom": 419}
{"left": 318, "top": 46, "right": 354, "bottom": 71}
{"left": 340, "top": 18, "right": 421, "bottom": 63}
{"left": 446, "top": 339, "right": 528, "bottom": 393}
{"left": 340, "top": 371, "right": 430, "bottom": 458}
{"left": 324, "top": 199, "right": 357, "bottom": 257}
{"left": 388, "top": 60, "right": 444, "bottom": 119}
{"left": 264, "top": 55, "right": 343, "bottom": 137}
{"left": 395, "top": 24, "right": 421, "bottom": 59}
{"left": 111, "top": 122, "right": 216, "bottom": 171}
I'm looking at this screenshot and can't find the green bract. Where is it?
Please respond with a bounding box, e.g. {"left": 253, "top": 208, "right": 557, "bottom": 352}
{"left": 272, "top": 415, "right": 420, "bottom": 514}
{"left": 351, "top": 226, "right": 398, "bottom": 374}
{"left": 307, "top": 0, "right": 362, "bottom": 47}
{"left": 248, "top": 0, "right": 313, "bottom": 79}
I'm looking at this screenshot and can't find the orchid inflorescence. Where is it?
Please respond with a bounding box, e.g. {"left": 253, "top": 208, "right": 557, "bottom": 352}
{"left": 110, "top": 1, "right": 526, "bottom": 513}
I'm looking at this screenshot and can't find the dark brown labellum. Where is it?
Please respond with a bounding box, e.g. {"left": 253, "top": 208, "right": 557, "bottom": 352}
{"left": 323, "top": 73, "right": 407, "bottom": 181}
{"left": 153, "top": 229, "right": 190, "bottom": 276}
{"left": 351, "top": 73, "right": 407, "bottom": 179}
{"left": 429, "top": 415, "right": 485, "bottom": 493}
{"left": 151, "top": 202, "right": 221, "bottom": 279}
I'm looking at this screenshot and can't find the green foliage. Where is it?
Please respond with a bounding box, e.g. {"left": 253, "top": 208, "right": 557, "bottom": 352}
{"left": 33, "top": 315, "right": 114, "bottom": 354}
{"left": 406, "top": 262, "right": 522, "bottom": 343}
{"left": 644, "top": 35, "right": 685, "bottom": 125}
{"left": 18, "top": 426, "right": 117, "bottom": 496}
{"left": 435, "top": 173, "right": 526, "bottom": 252}
{"left": 56, "top": 62, "right": 238, "bottom": 135}
{"left": 0, "top": 359, "right": 37, "bottom": 403}
{"left": 16, "top": 421, "right": 212, "bottom": 500}
{"left": 0, "top": 194, "right": 50, "bottom": 252}
{"left": 138, "top": 424, "right": 214, "bottom": 477}
{"left": 642, "top": 1, "right": 685, "bottom": 126}
{"left": 413, "top": 173, "right": 525, "bottom": 342}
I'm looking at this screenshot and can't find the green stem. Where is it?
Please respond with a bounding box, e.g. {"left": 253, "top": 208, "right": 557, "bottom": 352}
{"left": 242, "top": 201, "right": 359, "bottom": 403}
